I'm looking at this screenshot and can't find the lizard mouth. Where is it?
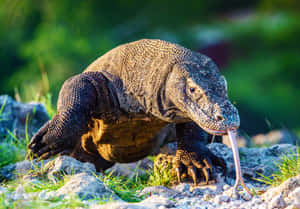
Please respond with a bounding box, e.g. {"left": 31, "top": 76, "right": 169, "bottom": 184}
{"left": 201, "top": 126, "right": 238, "bottom": 136}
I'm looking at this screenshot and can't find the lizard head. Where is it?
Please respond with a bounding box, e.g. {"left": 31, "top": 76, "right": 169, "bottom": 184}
{"left": 166, "top": 60, "right": 240, "bottom": 135}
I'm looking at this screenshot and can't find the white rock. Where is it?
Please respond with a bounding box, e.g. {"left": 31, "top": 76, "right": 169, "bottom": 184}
{"left": 11, "top": 185, "right": 25, "bottom": 200}
{"left": 106, "top": 158, "right": 153, "bottom": 179}
{"left": 262, "top": 187, "right": 277, "bottom": 201}
{"left": 222, "top": 187, "right": 240, "bottom": 199}
{"left": 231, "top": 199, "right": 243, "bottom": 207}
{"left": 91, "top": 194, "right": 173, "bottom": 209}
{"left": 90, "top": 195, "right": 173, "bottom": 209}
{"left": 15, "top": 184, "right": 25, "bottom": 194}
{"left": 285, "top": 203, "right": 300, "bottom": 209}
{"left": 46, "top": 191, "right": 57, "bottom": 200}
{"left": 251, "top": 196, "right": 263, "bottom": 205}
{"left": 222, "top": 184, "right": 231, "bottom": 191}
{"left": 38, "top": 190, "right": 57, "bottom": 201}
{"left": 56, "top": 173, "right": 120, "bottom": 201}
{"left": 91, "top": 203, "right": 147, "bottom": 209}
{"left": 178, "top": 197, "right": 192, "bottom": 206}
{"left": 257, "top": 202, "right": 268, "bottom": 209}
{"left": 268, "top": 195, "right": 287, "bottom": 209}
{"left": 139, "top": 195, "right": 174, "bottom": 207}
{"left": 173, "top": 183, "right": 190, "bottom": 193}
{"left": 262, "top": 175, "right": 300, "bottom": 201}
{"left": 215, "top": 195, "right": 230, "bottom": 204}
{"left": 0, "top": 186, "right": 8, "bottom": 195}
{"left": 139, "top": 185, "right": 177, "bottom": 198}
{"left": 38, "top": 190, "right": 47, "bottom": 200}
{"left": 191, "top": 187, "right": 204, "bottom": 195}
{"left": 44, "top": 155, "right": 97, "bottom": 182}
{"left": 208, "top": 143, "right": 297, "bottom": 182}
{"left": 287, "top": 187, "right": 300, "bottom": 201}
{"left": 203, "top": 193, "right": 214, "bottom": 200}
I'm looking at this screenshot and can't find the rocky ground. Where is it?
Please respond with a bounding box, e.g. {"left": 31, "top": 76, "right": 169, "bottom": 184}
{"left": 0, "top": 145, "right": 299, "bottom": 209}
{"left": 0, "top": 95, "right": 300, "bottom": 209}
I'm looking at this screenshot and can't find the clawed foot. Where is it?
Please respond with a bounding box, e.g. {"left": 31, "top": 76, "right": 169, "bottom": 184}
{"left": 27, "top": 114, "right": 79, "bottom": 160}
{"left": 174, "top": 139, "right": 226, "bottom": 186}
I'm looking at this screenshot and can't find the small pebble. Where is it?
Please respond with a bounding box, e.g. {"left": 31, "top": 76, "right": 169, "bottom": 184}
{"left": 214, "top": 195, "right": 230, "bottom": 204}
{"left": 173, "top": 183, "right": 190, "bottom": 193}
{"left": 39, "top": 190, "right": 57, "bottom": 201}
{"left": 191, "top": 188, "right": 203, "bottom": 195}
{"left": 241, "top": 191, "right": 252, "bottom": 201}
{"left": 222, "top": 187, "right": 240, "bottom": 200}
{"left": 251, "top": 196, "right": 263, "bottom": 205}
{"left": 203, "top": 193, "right": 214, "bottom": 200}
{"left": 223, "top": 184, "right": 231, "bottom": 191}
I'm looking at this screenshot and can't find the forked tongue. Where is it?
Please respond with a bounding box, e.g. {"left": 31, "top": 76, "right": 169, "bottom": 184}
{"left": 227, "top": 129, "right": 252, "bottom": 196}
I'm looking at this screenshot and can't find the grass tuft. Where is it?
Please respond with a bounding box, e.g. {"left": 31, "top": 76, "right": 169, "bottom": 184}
{"left": 98, "top": 171, "right": 148, "bottom": 202}
{"left": 255, "top": 146, "right": 300, "bottom": 186}
{"left": 96, "top": 155, "right": 177, "bottom": 202}
{"left": 0, "top": 132, "right": 27, "bottom": 168}
{"left": 0, "top": 97, "right": 7, "bottom": 122}
{"left": 147, "top": 154, "right": 177, "bottom": 187}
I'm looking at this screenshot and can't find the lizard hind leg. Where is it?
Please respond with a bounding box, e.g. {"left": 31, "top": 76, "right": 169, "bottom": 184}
{"left": 70, "top": 133, "right": 115, "bottom": 172}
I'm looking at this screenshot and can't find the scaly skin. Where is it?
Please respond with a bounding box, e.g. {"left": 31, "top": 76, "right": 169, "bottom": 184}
{"left": 28, "top": 39, "right": 239, "bottom": 185}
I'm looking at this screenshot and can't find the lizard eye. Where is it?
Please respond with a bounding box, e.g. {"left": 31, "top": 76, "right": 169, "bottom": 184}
{"left": 189, "top": 87, "right": 195, "bottom": 93}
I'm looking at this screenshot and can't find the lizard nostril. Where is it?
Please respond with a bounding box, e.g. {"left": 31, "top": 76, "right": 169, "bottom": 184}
{"left": 215, "top": 114, "right": 224, "bottom": 121}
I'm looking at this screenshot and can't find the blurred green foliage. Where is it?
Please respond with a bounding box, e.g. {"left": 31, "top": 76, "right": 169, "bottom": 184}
{"left": 221, "top": 13, "right": 300, "bottom": 133}
{"left": 0, "top": 0, "right": 299, "bottom": 134}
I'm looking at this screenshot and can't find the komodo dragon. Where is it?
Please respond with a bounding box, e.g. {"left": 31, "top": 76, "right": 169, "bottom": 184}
{"left": 28, "top": 39, "right": 240, "bottom": 186}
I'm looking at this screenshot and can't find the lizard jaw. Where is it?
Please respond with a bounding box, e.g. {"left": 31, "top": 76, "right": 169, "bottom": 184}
{"left": 201, "top": 126, "right": 238, "bottom": 136}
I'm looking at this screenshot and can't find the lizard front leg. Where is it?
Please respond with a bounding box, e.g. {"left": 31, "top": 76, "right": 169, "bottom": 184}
{"left": 28, "top": 72, "right": 101, "bottom": 160}
{"left": 174, "top": 122, "right": 227, "bottom": 186}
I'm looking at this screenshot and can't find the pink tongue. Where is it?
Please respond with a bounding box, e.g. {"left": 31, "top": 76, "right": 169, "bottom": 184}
{"left": 227, "top": 129, "right": 252, "bottom": 195}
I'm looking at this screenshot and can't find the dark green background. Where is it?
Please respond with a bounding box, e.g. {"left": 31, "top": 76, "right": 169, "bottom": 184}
{"left": 1, "top": 0, "right": 299, "bottom": 135}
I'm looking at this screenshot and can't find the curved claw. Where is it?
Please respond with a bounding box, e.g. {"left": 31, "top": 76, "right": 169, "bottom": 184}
{"left": 203, "top": 159, "right": 213, "bottom": 171}
{"left": 202, "top": 167, "right": 210, "bottom": 184}
{"left": 39, "top": 146, "right": 65, "bottom": 159}
{"left": 189, "top": 167, "right": 197, "bottom": 186}
{"left": 28, "top": 111, "right": 82, "bottom": 160}
{"left": 174, "top": 139, "right": 227, "bottom": 186}
{"left": 176, "top": 167, "right": 182, "bottom": 184}
{"left": 28, "top": 121, "right": 50, "bottom": 150}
